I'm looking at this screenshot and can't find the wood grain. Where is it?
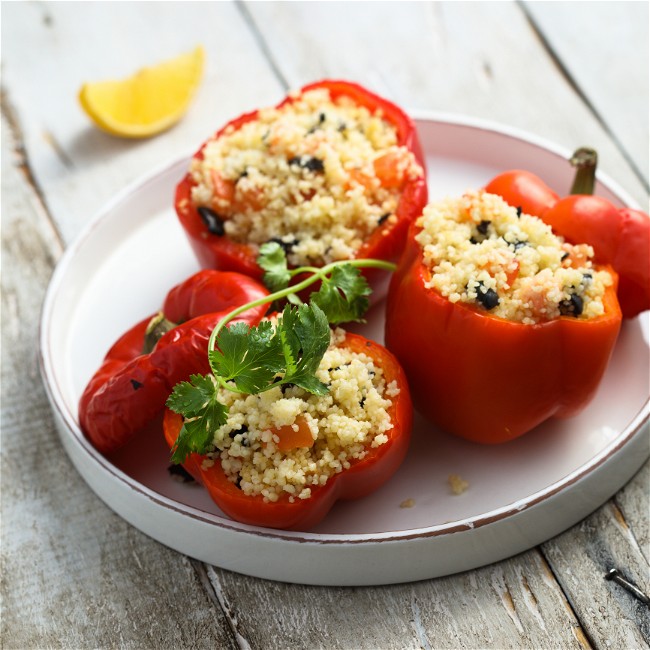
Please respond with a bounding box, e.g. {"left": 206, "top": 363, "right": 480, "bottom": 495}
{"left": 244, "top": 0, "right": 648, "bottom": 206}
{"left": 542, "top": 465, "right": 650, "bottom": 649}
{"left": 0, "top": 111, "right": 237, "bottom": 650}
{"left": 204, "top": 551, "right": 588, "bottom": 649}
{"left": 1, "top": 2, "right": 648, "bottom": 648}
{"left": 524, "top": 1, "right": 650, "bottom": 185}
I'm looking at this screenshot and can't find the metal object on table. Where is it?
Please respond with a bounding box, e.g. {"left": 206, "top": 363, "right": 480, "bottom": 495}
{"left": 605, "top": 569, "right": 650, "bottom": 606}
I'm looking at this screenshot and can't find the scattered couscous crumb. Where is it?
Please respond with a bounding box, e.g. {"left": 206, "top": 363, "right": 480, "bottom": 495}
{"left": 416, "top": 190, "right": 613, "bottom": 324}
{"left": 206, "top": 329, "right": 398, "bottom": 502}
{"left": 399, "top": 498, "right": 416, "bottom": 509}
{"left": 448, "top": 474, "right": 469, "bottom": 495}
{"left": 190, "top": 88, "right": 424, "bottom": 267}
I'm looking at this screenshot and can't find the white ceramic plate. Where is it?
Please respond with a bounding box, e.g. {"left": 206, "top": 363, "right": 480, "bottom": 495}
{"left": 40, "top": 115, "right": 650, "bottom": 586}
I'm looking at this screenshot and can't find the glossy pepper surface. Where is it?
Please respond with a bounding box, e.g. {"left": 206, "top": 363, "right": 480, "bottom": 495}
{"left": 484, "top": 149, "right": 650, "bottom": 318}
{"left": 384, "top": 223, "right": 622, "bottom": 444}
{"left": 174, "top": 79, "right": 428, "bottom": 283}
{"left": 79, "top": 270, "right": 269, "bottom": 454}
{"left": 163, "top": 332, "right": 413, "bottom": 530}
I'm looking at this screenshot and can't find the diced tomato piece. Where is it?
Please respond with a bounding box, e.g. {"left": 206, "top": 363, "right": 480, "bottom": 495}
{"left": 272, "top": 416, "right": 314, "bottom": 451}
{"left": 373, "top": 151, "right": 406, "bottom": 189}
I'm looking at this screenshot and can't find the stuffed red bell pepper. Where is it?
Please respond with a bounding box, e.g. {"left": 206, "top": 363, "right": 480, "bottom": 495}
{"left": 163, "top": 329, "right": 412, "bottom": 531}
{"left": 485, "top": 148, "right": 650, "bottom": 318}
{"left": 385, "top": 190, "right": 622, "bottom": 444}
{"left": 175, "top": 79, "right": 427, "bottom": 290}
{"left": 79, "top": 270, "right": 269, "bottom": 454}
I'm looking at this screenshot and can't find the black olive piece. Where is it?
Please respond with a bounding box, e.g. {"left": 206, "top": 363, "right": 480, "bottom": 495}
{"left": 559, "top": 294, "right": 584, "bottom": 317}
{"left": 167, "top": 464, "right": 196, "bottom": 484}
{"left": 266, "top": 237, "right": 297, "bottom": 254}
{"left": 359, "top": 396, "right": 366, "bottom": 408}
{"left": 130, "top": 379, "right": 143, "bottom": 391}
{"left": 281, "top": 382, "right": 296, "bottom": 395}
{"left": 516, "top": 207, "right": 522, "bottom": 218}
{"left": 561, "top": 252, "right": 570, "bottom": 262}
{"left": 503, "top": 237, "right": 528, "bottom": 251}
{"left": 229, "top": 425, "right": 249, "bottom": 439}
{"left": 306, "top": 113, "right": 327, "bottom": 135}
{"left": 303, "top": 157, "right": 325, "bottom": 173}
{"left": 470, "top": 221, "right": 491, "bottom": 244}
{"left": 288, "top": 156, "right": 325, "bottom": 173}
{"left": 197, "top": 206, "right": 226, "bottom": 236}
{"left": 475, "top": 283, "right": 500, "bottom": 310}
{"left": 378, "top": 213, "right": 391, "bottom": 226}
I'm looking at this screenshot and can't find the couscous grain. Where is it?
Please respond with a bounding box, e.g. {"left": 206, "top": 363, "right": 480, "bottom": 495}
{"left": 203, "top": 329, "right": 398, "bottom": 502}
{"left": 415, "top": 191, "right": 613, "bottom": 324}
{"left": 189, "top": 88, "right": 424, "bottom": 267}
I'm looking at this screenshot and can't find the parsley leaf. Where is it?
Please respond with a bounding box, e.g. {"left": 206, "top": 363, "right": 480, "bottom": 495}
{"left": 166, "top": 304, "right": 331, "bottom": 463}
{"left": 311, "top": 265, "right": 371, "bottom": 324}
{"left": 257, "top": 243, "right": 371, "bottom": 324}
{"left": 209, "top": 320, "right": 285, "bottom": 394}
{"left": 166, "top": 374, "right": 228, "bottom": 463}
{"left": 258, "top": 241, "right": 291, "bottom": 292}
{"left": 279, "top": 303, "right": 330, "bottom": 394}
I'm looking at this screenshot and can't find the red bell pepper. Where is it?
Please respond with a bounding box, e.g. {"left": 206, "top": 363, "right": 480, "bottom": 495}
{"left": 174, "top": 79, "right": 428, "bottom": 285}
{"left": 79, "top": 270, "right": 269, "bottom": 454}
{"left": 484, "top": 148, "right": 650, "bottom": 318}
{"left": 162, "top": 332, "right": 413, "bottom": 530}
{"left": 385, "top": 221, "right": 622, "bottom": 444}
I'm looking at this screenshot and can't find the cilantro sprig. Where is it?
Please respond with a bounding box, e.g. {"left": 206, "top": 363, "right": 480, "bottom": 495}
{"left": 166, "top": 245, "right": 396, "bottom": 463}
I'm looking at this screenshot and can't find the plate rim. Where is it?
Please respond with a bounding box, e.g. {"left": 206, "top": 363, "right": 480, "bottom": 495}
{"left": 39, "top": 113, "right": 650, "bottom": 549}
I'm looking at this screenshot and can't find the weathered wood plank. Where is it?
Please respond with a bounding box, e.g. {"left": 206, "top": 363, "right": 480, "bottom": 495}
{"left": 205, "top": 550, "right": 590, "bottom": 650}
{"left": 615, "top": 462, "right": 650, "bottom": 566}
{"left": 2, "top": 2, "right": 648, "bottom": 648}
{"left": 0, "top": 109, "right": 237, "bottom": 650}
{"left": 0, "top": 1, "right": 285, "bottom": 245}
{"left": 524, "top": 0, "right": 649, "bottom": 184}
{"left": 244, "top": 0, "right": 647, "bottom": 207}
{"left": 541, "top": 462, "right": 650, "bottom": 650}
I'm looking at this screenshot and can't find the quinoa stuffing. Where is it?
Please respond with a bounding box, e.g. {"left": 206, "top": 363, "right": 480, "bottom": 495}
{"left": 189, "top": 88, "right": 424, "bottom": 267}
{"left": 415, "top": 190, "right": 614, "bottom": 324}
{"left": 201, "top": 329, "right": 399, "bottom": 503}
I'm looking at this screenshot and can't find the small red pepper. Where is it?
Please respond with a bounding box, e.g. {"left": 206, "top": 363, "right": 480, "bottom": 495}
{"left": 485, "top": 148, "right": 650, "bottom": 318}
{"left": 385, "top": 222, "right": 622, "bottom": 444}
{"left": 79, "top": 271, "right": 269, "bottom": 454}
{"left": 174, "top": 79, "right": 428, "bottom": 284}
{"left": 162, "top": 332, "right": 413, "bottom": 530}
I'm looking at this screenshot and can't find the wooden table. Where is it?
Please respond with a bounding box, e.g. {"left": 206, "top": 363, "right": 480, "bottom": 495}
{"left": 2, "top": 2, "right": 648, "bottom": 647}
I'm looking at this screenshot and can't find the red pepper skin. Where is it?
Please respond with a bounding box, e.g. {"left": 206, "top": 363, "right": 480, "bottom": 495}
{"left": 163, "top": 332, "right": 413, "bottom": 531}
{"left": 175, "top": 80, "right": 428, "bottom": 283}
{"left": 485, "top": 172, "right": 650, "bottom": 318}
{"left": 79, "top": 271, "right": 269, "bottom": 454}
{"left": 384, "top": 225, "right": 622, "bottom": 444}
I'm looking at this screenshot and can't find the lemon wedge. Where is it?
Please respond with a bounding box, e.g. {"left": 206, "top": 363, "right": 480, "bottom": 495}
{"left": 79, "top": 46, "right": 204, "bottom": 138}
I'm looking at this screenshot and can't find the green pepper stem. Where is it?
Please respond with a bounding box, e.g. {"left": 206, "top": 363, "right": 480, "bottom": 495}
{"left": 143, "top": 312, "right": 177, "bottom": 354}
{"left": 207, "top": 258, "right": 396, "bottom": 352}
{"left": 569, "top": 147, "right": 598, "bottom": 195}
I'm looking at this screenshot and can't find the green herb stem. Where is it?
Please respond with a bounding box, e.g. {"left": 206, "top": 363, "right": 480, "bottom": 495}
{"left": 207, "top": 258, "right": 396, "bottom": 352}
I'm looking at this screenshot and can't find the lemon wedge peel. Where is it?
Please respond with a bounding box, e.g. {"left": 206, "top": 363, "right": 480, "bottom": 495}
{"left": 79, "top": 46, "right": 204, "bottom": 139}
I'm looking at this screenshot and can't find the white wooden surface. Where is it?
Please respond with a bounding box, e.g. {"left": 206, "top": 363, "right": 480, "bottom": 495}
{"left": 2, "top": 2, "right": 648, "bottom": 648}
